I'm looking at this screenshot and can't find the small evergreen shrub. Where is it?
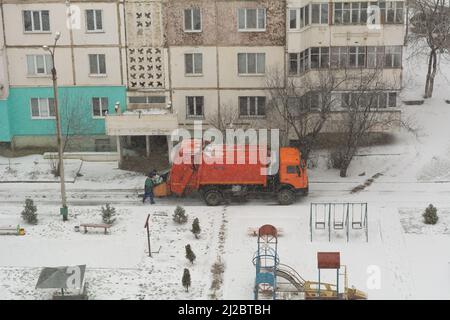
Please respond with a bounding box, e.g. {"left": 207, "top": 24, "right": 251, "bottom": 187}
{"left": 185, "top": 244, "right": 196, "bottom": 264}
{"left": 101, "top": 204, "right": 117, "bottom": 224}
{"left": 182, "top": 268, "right": 191, "bottom": 292}
{"left": 191, "top": 218, "right": 201, "bottom": 239}
{"left": 173, "top": 206, "right": 188, "bottom": 224}
{"left": 21, "top": 199, "right": 38, "bottom": 225}
{"left": 423, "top": 204, "right": 438, "bottom": 225}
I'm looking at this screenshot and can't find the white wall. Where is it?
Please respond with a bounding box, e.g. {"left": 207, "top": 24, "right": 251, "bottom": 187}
{"left": 173, "top": 89, "right": 219, "bottom": 124}
{"left": 2, "top": 2, "right": 124, "bottom": 87}
{"left": 218, "top": 46, "right": 285, "bottom": 88}
{"left": 170, "top": 46, "right": 218, "bottom": 89}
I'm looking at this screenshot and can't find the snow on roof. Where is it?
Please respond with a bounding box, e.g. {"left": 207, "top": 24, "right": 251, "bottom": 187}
{"left": 123, "top": 108, "right": 169, "bottom": 115}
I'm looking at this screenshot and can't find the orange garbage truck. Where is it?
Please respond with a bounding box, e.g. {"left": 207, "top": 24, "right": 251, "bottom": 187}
{"left": 154, "top": 139, "right": 309, "bottom": 206}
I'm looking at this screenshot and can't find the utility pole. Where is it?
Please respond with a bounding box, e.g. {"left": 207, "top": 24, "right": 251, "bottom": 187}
{"left": 43, "top": 32, "right": 68, "bottom": 221}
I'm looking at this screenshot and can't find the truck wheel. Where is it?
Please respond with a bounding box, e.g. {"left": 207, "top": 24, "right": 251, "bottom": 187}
{"left": 278, "top": 189, "right": 295, "bottom": 205}
{"left": 204, "top": 190, "right": 223, "bottom": 206}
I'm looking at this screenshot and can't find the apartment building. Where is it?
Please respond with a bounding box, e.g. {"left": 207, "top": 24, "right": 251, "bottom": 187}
{"left": 165, "top": 0, "right": 285, "bottom": 129}
{"left": 286, "top": 0, "right": 405, "bottom": 135}
{"left": 0, "top": 0, "right": 127, "bottom": 150}
{"left": 105, "top": 0, "right": 287, "bottom": 161}
{"left": 0, "top": 0, "right": 406, "bottom": 157}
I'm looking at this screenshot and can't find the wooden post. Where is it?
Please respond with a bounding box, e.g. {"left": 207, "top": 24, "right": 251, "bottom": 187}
{"left": 146, "top": 136, "right": 151, "bottom": 158}
{"left": 144, "top": 214, "right": 152, "bottom": 257}
{"left": 116, "top": 136, "right": 122, "bottom": 168}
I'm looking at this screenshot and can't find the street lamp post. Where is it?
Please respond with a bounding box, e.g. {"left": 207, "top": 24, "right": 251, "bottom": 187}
{"left": 43, "top": 32, "right": 68, "bottom": 221}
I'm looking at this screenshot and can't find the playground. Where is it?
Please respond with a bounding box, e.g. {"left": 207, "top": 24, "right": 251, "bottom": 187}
{"left": 252, "top": 224, "right": 367, "bottom": 300}
{"left": 1, "top": 194, "right": 450, "bottom": 299}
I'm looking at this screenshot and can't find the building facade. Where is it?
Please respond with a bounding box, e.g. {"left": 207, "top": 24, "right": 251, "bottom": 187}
{"left": 0, "top": 0, "right": 405, "bottom": 154}
{"left": 0, "top": 0, "right": 127, "bottom": 150}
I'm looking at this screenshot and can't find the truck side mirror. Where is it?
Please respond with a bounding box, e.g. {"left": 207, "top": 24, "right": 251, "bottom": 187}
{"left": 301, "top": 159, "right": 306, "bottom": 169}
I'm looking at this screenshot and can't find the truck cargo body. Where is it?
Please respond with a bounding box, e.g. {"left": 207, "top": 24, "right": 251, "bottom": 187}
{"left": 167, "top": 140, "right": 308, "bottom": 205}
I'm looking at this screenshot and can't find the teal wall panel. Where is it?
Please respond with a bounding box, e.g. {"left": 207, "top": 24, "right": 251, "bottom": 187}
{"left": 7, "top": 86, "right": 126, "bottom": 137}
{"left": 0, "top": 99, "right": 11, "bottom": 142}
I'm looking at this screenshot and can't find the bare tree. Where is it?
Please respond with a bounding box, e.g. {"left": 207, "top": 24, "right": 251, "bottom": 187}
{"left": 49, "top": 92, "right": 92, "bottom": 177}
{"left": 265, "top": 67, "right": 348, "bottom": 160}
{"left": 206, "top": 103, "right": 245, "bottom": 134}
{"left": 409, "top": 0, "right": 450, "bottom": 98}
{"left": 334, "top": 70, "right": 401, "bottom": 177}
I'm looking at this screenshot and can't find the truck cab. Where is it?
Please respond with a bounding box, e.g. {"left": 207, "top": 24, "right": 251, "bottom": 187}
{"left": 277, "top": 147, "right": 309, "bottom": 204}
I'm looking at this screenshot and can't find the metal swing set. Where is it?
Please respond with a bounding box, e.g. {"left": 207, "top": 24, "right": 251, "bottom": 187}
{"left": 310, "top": 202, "right": 368, "bottom": 242}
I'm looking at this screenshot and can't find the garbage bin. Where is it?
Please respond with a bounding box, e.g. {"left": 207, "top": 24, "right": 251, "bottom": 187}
{"left": 60, "top": 206, "right": 68, "bottom": 221}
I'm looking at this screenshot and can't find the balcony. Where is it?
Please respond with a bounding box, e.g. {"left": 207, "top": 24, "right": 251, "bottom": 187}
{"left": 105, "top": 111, "right": 179, "bottom": 136}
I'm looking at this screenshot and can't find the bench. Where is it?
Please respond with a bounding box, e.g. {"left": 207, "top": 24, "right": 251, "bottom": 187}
{"left": 0, "top": 225, "right": 24, "bottom": 236}
{"left": 79, "top": 223, "right": 112, "bottom": 235}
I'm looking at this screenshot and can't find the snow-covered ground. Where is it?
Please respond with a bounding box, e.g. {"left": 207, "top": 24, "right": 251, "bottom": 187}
{"left": 1, "top": 51, "right": 450, "bottom": 300}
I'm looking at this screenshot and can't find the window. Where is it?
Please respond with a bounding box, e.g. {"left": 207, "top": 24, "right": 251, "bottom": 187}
{"left": 360, "top": 2, "right": 368, "bottom": 23}
{"left": 289, "top": 53, "right": 299, "bottom": 75}
{"left": 287, "top": 166, "right": 299, "bottom": 174}
{"left": 394, "top": 2, "right": 404, "bottom": 24}
{"left": 295, "top": 92, "right": 321, "bottom": 112}
{"left": 343, "top": 2, "right": 351, "bottom": 24}
{"left": 184, "top": 8, "right": 202, "bottom": 32}
{"left": 300, "top": 49, "right": 310, "bottom": 73}
{"left": 185, "top": 53, "right": 203, "bottom": 75}
{"left": 129, "top": 96, "right": 166, "bottom": 104}
{"left": 186, "top": 96, "right": 204, "bottom": 118}
{"left": 238, "top": 8, "right": 266, "bottom": 31}
{"left": 340, "top": 91, "right": 396, "bottom": 109}
{"left": 381, "top": 1, "right": 404, "bottom": 24}
{"left": 309, "top": 47, "right": 329, "bottom": 69}
{"left": 348, "top": 46, "right": 366, "bottom": 67}
{"left": 92, "top": 97, "right": 109, "bottom": 117}
{"left": 367, "top": 46, "right": 385, "bottom": 68}
{"left": 386, "top": 2, "right": 395, "bottom": 23}
{"left": 89, "top": 54, "right": 106, "bottom": 75}
{"left": 86, "top": 10, "right": 103, "bottom": 32}
{"left": 239, "top": 97, "right": 266, "bottom": 117}
{"left": 312, "top": 3, "right": 328, "bottom": 24}
{"left": 238, "top": 53, "right": 265, "bottom": 75}
{"left": 385, "top": 46, "right": 402, "bottom": 67}
{"left": 30, "top": 98, "right": 55, "bottom": 118}
{"left": 310, "top": 48, "right": 320, "bottom": 68}
{"left": 351, "top": 2, "right": 360, "bottom": 24}
{"left": 334, "top": 2, "right": 378, "bottom": 25}
{"left": 27, "top": 55, "right": 52, "bottom": 75}
{"left": 301, "top": 6, "right": 309, "bottom": 28}
{"left": 388, "top": 92, "right": 397, "bottom": 108}
{"left": 23, "top": 10, "right": 50, "bottom": 32}
{"left": 334, "top": 3, "right": 343, "bottom": 24}
{"left": 289, "top": 6, "right": 310, "bottom": 30}
{"left": 330, "top": 46, "right": 348, "bottom": 68}
{"left": 289, "top": 9, "right": 297, "bottom": 29}
{"left": 320, "top": 47, "right": 330, "bottom": 68}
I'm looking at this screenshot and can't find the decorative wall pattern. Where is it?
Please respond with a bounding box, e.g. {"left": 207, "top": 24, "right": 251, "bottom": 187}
{"left": 125, "top": 1, "right": 165, "bottom": 90}
{"left": 128, "top": 47, "right": 164, "bottom": 89}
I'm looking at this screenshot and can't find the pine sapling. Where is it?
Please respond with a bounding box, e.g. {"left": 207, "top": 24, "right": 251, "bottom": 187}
{"left": 185, "top": 244, "right": 196, "bottom": 264}
{"left": 101, "top": 203, "right": 117, "bottom": 224}
{"left": 173, "top": 205, "right": 188, "bottom": 224}
{"left": 191, "top": 218, "right": 201, "bottom": 239}
{"left": 423, "top": 204, "right": 438, "bottom": 225}
{"left": 21, "top": 198, "right": 38, "bottom": 225}
{"left": 182, "top": 268, "right": 191, "bottom": 292}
